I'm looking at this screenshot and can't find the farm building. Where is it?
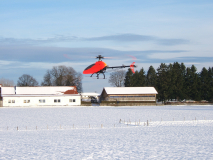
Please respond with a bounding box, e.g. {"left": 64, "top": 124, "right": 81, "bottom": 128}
{"left": 0, "top": 85, "right": 81, "bottom": 107}
{"left": 100, "top": 87, "right": 158, "bottom": 106}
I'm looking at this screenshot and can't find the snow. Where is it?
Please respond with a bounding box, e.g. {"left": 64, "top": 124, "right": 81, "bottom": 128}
{"left": 103, "top": 87, "right": 158, "bottom": 95}
{"left": 0, "top": 105, "right": 213, "bottom": 159}
{"left": 1, "top": 86, "right": 76, "bottom": 95}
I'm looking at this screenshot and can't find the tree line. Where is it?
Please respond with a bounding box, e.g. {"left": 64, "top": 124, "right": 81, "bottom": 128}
{"left": 111, "top": 62, "right": 213, "bottom": 102}
{"left": 15, "top": 65, "right": 83, "bottom": 92}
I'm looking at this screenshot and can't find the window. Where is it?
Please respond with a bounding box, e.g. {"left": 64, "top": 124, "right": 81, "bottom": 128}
{"left": 85, "top": 63, "right": 95, "bottom": 70}
{"left": 24, "top": 100, "right": 31, "bottom": 103}
{"left": 69, "top": 99, "right": 76, "bottom": 103}
{"left": 54, "top": 99, "right": 60, "bottom": 103}
{"left": 9, "top": 100, "right": 15, "bottom": 103}
{"left": 39, "top": 99, "right": 45, "bottom": 103}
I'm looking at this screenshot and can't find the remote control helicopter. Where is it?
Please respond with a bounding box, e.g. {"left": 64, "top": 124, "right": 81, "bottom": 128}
{"left": 83, "top": 55, "right": 136, "bottom": 79}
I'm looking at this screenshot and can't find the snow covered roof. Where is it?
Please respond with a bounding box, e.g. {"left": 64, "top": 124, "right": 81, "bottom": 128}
{"left": 1, "top": 86, "right": 78, "bottom": 96}
{"left": 81, "top": 93, "right": 100, "bottom": 96}
{"left": 103, "top": 87, "right": 158, "bottom": 95}
{"left": 2, "top": 94, "right": 80, "bottom": 97}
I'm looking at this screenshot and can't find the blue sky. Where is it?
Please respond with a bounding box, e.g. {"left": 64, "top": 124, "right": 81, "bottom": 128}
{"left": 1, "top": 0, "right": 213, "bottom": 93}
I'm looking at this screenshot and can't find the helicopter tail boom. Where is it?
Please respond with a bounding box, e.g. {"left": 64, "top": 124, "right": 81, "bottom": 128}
{"left": 106, "top": 62, "right": 136, "bottom": 73}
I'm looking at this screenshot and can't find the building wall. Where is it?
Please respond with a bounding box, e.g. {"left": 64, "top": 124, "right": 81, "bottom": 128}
{"left": 100, "top": 102, "right": 157, "bottom": 106}
{"left": 3, "top": 96, "right": 81, "bottom": 107}
{"left": 102, "top": 94, "right": 156, "bottom": 102}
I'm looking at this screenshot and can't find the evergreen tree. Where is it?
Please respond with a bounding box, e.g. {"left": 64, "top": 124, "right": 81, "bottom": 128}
{"left": 146, "top": 65, "right": 157, "bottom": 87}
{"left": 166, "top": 63, "right": 173, "bottom": 101}
{"left": 131, "top": 70, "right": 140, "bottom": 87}
{"left": 170, "top": 62, "right": 185, "bottom": 101}
{"left": 125, "top": 68, "right": 146, "bottom": 87}
{"left": 184, "top": 67, "right": 192, "bottom": 100}
{"left": 200, "top": 67, "right": 210, "bottom": 100}
{"left": 192, "top": 73, "right": 201, "bottom": 101}
{"left": 185, "top": 65, "right": 201, "bottom": 101}
{"left": 156, "top": 63, "right": 171, "bottom": 103}
{"left": 208, "top": 67, "right": 213, "bottom": 101}
{"left": 124, "top": 68, "right": 134, "bottom": 87}
{"left": 138, "top": 68, "right": 146, "bottom": 86}
{"left": 180, "top": 63, "right": 186, "bottom": 99}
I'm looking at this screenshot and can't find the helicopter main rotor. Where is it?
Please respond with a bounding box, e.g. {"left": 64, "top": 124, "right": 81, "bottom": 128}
{"left": 96, "top": 55, "right": 104, "bottom": 61}
{"left": 96, "top": 55, "right": 113, "bottom": 61}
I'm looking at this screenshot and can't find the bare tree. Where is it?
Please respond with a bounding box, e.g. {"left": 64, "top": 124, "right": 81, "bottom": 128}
{"left": 41, "top": 70, "right": 52, "bottom": 86}
{"left": 108, "top": 70, "right": 126, "bottom": 87}
{"left": 41, "top": 65, "right": 83, "bottom": 92}
{"left": 17, "top": 74, "right": 39, "bottom": 86}
{"left": 0, "top": 78, "right": 14, "bottom": 86}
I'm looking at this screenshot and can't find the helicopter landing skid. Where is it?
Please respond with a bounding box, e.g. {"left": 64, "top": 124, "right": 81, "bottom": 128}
{"left": 90, "top": 72, "right": 106, "bottom": 79}
{"left": 92, "top": 78, "right": 107, "bottom": 79}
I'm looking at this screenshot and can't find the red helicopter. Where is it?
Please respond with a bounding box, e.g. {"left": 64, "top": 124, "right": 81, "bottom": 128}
{"left": 83, "top": 55, "right": 136, "bottom": 79}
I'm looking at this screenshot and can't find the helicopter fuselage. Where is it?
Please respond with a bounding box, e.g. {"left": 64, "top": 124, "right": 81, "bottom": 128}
{"left": 83, "top": 61, "right": 107, "bottom": 74}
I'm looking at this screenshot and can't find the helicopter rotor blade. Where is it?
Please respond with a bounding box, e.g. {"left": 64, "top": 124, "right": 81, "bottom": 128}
{"left": 104, "top": 57, "right": 114, "bottom": 59}
{"left": 127, "top": 55, "right": 137, "bottom": 60}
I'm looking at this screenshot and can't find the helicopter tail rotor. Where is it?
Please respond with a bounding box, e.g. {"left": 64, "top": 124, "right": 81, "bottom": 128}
{"left": 130, "top": 62, "right": 136, "bottom": 73}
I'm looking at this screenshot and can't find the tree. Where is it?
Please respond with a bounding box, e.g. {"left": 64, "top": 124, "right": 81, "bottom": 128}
{"left": 184, "top": 65, "right": 201, "bottom": 101}
{"left": 200, "top": 67, "right": 210, "bottom": 100}
{"left": 108, "top": 70, "right": 126, "bottom": 87}
{"left": 156, "top": 63, "right": 171, "bottom": 103}
{"left": 41, "top": 70, "right": 52, "bottom": 86}
{"left": 0, "top": 78, "right": 14, "bottom": 86}
{"left": 169, "top": 62, "right": 186, "bottom": 101}
{"left": 17, "top": 74, "right": 39, "bottom": 86}
{"left": 208, "top": 67, "right": 213, "bottom": 101}
{"left": 137, "top": 68, "right": 146, "bottom": 86}
{"left": 146, "top": 65, "right": 157, "bottom": 87}
{"left": 179, "top": 63, "right": 187, "bottom": 99}
{"left": 41, "top": 65, "right": 83, "bottom": 92}
{"left": 131, "top": 70, "right": 140, "bottom": 86}
{"left": 124, "top": 68, "right": 134, "bottom": 87}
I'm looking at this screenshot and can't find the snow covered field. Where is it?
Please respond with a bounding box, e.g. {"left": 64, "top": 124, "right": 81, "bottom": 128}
{"left": 0, "top": 105, "right": 213, "bottom": 159}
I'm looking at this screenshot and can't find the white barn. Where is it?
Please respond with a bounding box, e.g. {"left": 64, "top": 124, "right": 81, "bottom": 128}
{"left": 0, "top": 85, "right": 81, "bottom": 107}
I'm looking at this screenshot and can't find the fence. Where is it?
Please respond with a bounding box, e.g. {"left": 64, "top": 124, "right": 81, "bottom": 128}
{"left": 1, "top": 117, "right": 212, "bottom": 131}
